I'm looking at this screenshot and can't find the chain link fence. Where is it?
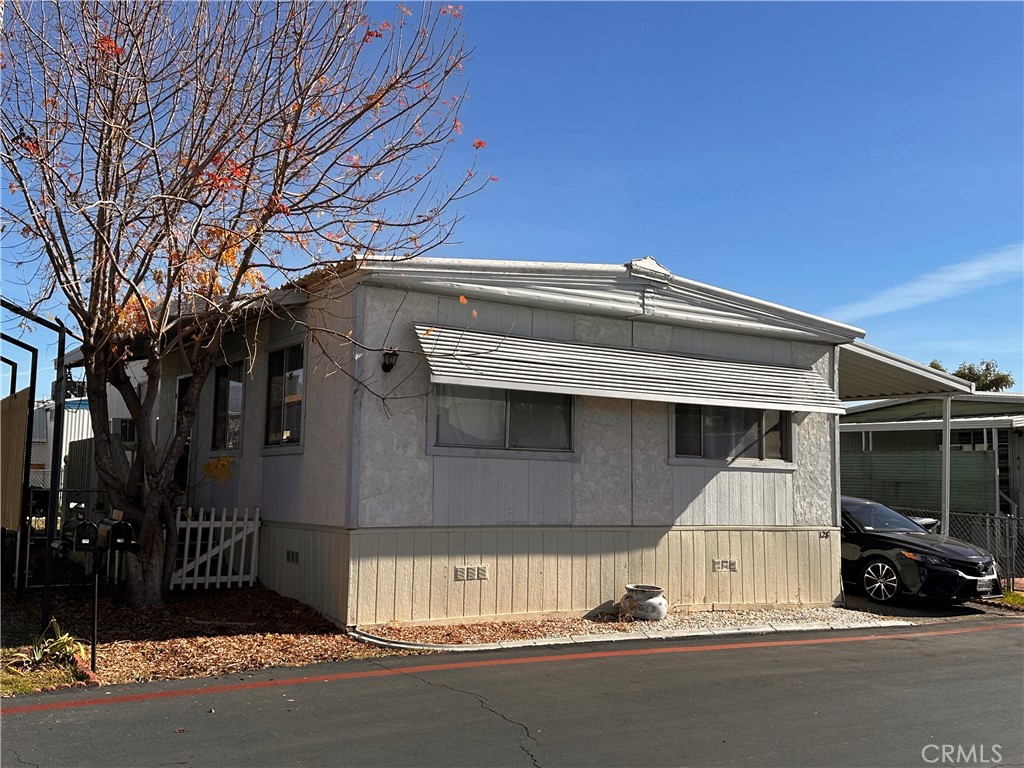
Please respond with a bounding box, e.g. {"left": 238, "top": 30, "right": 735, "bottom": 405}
{"left": 893, "top": 505, "right": 1022, "bottom": 593}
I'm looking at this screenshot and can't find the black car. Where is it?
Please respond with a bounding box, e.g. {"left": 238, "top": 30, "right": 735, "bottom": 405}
{"left": 840, "top": 496, "right": 1001, "bottom": 604}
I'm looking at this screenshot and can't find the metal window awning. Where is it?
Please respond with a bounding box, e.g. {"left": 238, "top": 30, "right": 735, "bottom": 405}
{"left": 414, "top": 325, "right": 845, "bottom": 414}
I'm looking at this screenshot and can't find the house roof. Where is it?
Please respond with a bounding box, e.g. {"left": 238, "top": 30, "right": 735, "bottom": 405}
{"left": 836, "top": 342, "right": 974, "bottom": 402}
{"left": 843, "top": 390, "right": 1022, "bottom": 422}
{"left": 365, "top": 256, "right": 867, "bottom": 344}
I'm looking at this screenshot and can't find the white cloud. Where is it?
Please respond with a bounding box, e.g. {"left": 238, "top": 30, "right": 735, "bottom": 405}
{"left": 826, "top": 243, "right": 1024, "bottom": 322}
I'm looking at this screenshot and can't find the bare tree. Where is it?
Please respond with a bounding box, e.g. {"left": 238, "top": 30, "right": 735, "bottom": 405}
{"left": 2, "top": 0, "right": 486, "bottom": 604}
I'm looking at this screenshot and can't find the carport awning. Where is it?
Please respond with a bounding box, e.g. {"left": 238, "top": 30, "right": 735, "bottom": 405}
{"left": 838, "top": 342, "right": 974, "bottom": 401}
{"left": 414, "top": 325, "right": 845, "bottom": 414}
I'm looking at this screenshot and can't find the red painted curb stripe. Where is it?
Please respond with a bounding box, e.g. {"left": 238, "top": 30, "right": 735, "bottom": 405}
{"left": 3, "top": 621, "right": 1021, "bottom": 716}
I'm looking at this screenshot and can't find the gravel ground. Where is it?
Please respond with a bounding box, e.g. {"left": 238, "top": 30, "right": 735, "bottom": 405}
{"left": 365, "top": 596, "right": 1000, "bottom": 647}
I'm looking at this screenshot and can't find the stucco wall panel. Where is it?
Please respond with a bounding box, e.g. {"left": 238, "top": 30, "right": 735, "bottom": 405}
{"left": 631, "top": 400, "right": 673, "bottom": 525}
{"left": 572, "top": 397, "right": 632, "bottom": 525}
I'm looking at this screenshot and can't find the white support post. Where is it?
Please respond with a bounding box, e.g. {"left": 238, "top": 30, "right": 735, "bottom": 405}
{"left": 941, "top": 396, "right": 951, "bottom": 535}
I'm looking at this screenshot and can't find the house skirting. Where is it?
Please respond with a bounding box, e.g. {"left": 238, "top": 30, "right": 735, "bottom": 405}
{"left": 260, "top": 522, "right": 841, "bottom": 627}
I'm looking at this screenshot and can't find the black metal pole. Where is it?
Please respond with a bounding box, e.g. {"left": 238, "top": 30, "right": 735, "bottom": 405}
{"left": 43, "top": 329, "right": 66, "bottom": 631}
{"left": 0, "top": 300, "right": 69, "bottom": 630}
{"left": 1, "top": 356, "right": 18, "bottom": 396}
{"left": 92, "top": 555, "right": 99, "bottom": 674}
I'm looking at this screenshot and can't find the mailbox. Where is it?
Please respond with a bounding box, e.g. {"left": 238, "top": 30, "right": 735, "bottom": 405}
{"left": 61, "top": 519, "right": 98, "bottom": 552}
{"left": 97, "top": 518, "right": 133, "bottom": 552}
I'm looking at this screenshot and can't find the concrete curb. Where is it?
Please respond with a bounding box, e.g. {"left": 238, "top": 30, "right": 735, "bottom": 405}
{"left": 348, "top": 618, "right": 917, "bottom": 653}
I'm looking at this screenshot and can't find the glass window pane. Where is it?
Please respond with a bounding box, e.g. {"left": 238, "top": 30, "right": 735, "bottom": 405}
{"left": 675, "top": 404, "right": 702, "bottom": 456}
{"left": 264, "top": 349, "right": 284, "bottom": 445}
{"left": 265, "top": 345, "right": 302, "bottom": 446}
{"left": 763, "top": 410, "right": 792, "bottom": 460}
{"left": 508, "top": 391, "right": 572, "bottom": 450}
{"left": 436, "top": 385, "right": 505, "bottom": 447}
{"left": 213, "top": 362, "right": 243, "bottom": 450}
{"left": 704, "top": 406, "right": 760, "bottom": 459}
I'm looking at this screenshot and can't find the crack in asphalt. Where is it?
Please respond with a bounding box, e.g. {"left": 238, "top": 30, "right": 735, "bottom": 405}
{"left": 368, "top": 659, "right": 542, "bottom": 768}
{"left": 8, "top": 749, "right": 41, "bottom": 768}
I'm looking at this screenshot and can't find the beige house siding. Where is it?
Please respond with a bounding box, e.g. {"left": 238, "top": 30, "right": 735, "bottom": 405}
{"left": 259, "top": 521, "right": 350, "bottom": 626}
{"left": 347, "top": 526, "right": 840, "bottom": 626}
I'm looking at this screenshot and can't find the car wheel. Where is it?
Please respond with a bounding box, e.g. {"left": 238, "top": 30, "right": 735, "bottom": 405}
{"left": 861, "top": 558, "right": 901, "bottom": 604}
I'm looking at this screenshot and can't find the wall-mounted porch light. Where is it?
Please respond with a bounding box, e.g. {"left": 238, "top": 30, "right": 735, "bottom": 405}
{"left": 381, "top": 348, "right": 399, "bottom": 373}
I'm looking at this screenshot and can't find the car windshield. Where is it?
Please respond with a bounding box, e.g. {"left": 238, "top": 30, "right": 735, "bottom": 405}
{"left": 843, "top": 500, "right": 927, "bottom": 533}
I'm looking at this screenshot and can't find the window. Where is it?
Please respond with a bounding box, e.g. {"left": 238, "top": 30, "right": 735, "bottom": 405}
{"left": 674, "top": 404, "right": 792, "bottom": 462}
{"left": 265, "top": 344, "right": 304, "bottom": 446}
{"left": 212, "top": 361, "right": 244, "bottom": 450}
{"left": 436, "top": 385, "right": 572, "bottom": 451}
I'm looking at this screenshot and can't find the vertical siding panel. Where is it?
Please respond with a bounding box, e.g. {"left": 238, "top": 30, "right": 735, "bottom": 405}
{"left": 791, "top": 531, "right": 804, "bottom": 604}
{"left": 410, "top": 531, "right": 431, "bottom": 622}
{"left": 347, "top": 533, "right": 361, "bottom": 625}
{"left": 556, "top": 529, "right": 572, "bottom": 612}
{"left": 496, "top": 529, "right": 514, "bottom": 616}
{"left": 512, "top": 461, "right": 530, "bottom": 525}
{"left": 433, "top": 457, "right": 450, "bottom": 527}
{"left": 752, "top": 529, "right": 766, "bottom": 605}
{"left": 593, "top": 536, "right": 606, "bottom": 614}
{"left": 527, "top": 529, "right": 544, "bottom": 612}
{"left": 357, "top": 534, "right": 379, "bottom": 625}
{"left": 571, "top": 530, "right": 587, "bottom": 611}
{"left": 511, "top": 529, "right": 529, "bottom": 614}
{"left": 651, "top": 531, "right": 668, "bottom": 595}
{"left": 497, "top": 463, "right": 515, "bottom": 524}
{"left": 376, "top": 533, "right": 397, "bottom": 624}
{"left": 693, "top": 530, "right": 707, "bottom": 605}
{"left": 627, "top": 530, "right": 643, "bottom": 586}
{"left": 667, "top": 531, "right": 682, "bottom": 605}
{"left": 464, "top": 529, "right": 483, "bottom": 618}
{"left": 741, "top": 530, "right": 755, "bottom": 604}
{"left": 675, "top": 531, "right": 691, "bottom": 605}
{"left": 611, "top": 531, "right": 628, "bottom": 605}
{"left": 447, "top": 529, "right": 467, "bottom": 619}
{"left": 429, "top": 531, "right": 449, "bottom": 620}
{"left": 480, "top": 528, "right": 498, "bottom": 617}
{"left": 480, "top": 461, "right": 499, "bottom": 527}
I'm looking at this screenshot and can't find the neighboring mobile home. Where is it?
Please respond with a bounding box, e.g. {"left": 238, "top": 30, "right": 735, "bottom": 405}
{"left": 840, "top": 393, "right": 1024, "bottom": 517}
{"left": 166, "top": 256, "right": 970, "bottom": 627}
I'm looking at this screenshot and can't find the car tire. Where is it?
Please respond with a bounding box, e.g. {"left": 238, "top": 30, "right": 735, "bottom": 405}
{"left": 861, "top": 558, "right": 902, "bottom": 604}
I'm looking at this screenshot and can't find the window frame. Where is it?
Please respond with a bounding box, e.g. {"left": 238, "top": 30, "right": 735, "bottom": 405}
{"left": 211, "top": 360, "right": 245, "bottom": 453}
{"left": 668, "top": 402, "right": 796, "bottom": 470}
{"left": 263, "top": 342, "right": 306, "bottom": 452}
{"left": 427, "top": 384, "right": 580, "bottom": 461}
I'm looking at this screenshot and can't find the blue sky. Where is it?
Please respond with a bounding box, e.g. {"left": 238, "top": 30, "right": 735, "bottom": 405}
{"left": 449, "top": 1, "right": 1023, "bottom": 383}
{"left": 2, "top": 1, "right": 1022, "bottom": 395}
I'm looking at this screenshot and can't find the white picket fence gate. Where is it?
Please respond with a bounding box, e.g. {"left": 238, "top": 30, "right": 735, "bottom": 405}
{"left": 170, "top": 506, "right": 261, "bottom": 590}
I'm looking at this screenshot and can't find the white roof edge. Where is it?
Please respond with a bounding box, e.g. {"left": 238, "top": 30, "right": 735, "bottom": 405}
{"left": 842, "top": 341, "right": 975, "bottom": 394}
{"left": 840, "top": 416, "right": 1020, "bottom": 431}
{"left": 846, "top": 391, "right": 1024, "bottom": 413}
{"left": 362, "top": 256, "right": 866, "bottom": 342}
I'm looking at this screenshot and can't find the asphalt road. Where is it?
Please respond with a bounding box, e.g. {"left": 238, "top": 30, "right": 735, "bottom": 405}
{"left": 2, "top": 616, "right": 1022, "bottom": 768}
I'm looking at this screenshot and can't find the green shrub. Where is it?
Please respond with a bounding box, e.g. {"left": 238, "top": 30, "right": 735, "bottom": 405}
{"left": 6, "top": 618, "right": 85, "bottom": 669}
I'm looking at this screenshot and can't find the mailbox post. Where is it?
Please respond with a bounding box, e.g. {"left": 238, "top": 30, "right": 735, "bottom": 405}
{"left": 56, "top": 517, "right": 134, "bottom": 672}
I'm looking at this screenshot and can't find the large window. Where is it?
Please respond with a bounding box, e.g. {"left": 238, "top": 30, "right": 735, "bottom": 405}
{"left": 265, "top": 345, "right": 304, "bottom": 446}
{"left": 436, "top": 385, "right": 572, "bottom": 451}
{"left": 674, "top": 404, "right": 792, "bottom": 462}
{"left": 212, "top": 361, "right": 244, "bottom": 450}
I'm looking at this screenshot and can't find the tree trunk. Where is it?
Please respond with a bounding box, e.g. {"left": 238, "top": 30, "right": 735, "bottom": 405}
{"left": 125, "top": 500, "right": 167, "bottom": 606}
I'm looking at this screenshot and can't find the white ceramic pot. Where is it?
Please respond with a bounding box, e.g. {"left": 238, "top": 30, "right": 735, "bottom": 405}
{"left": 621, "top": 583, "right": 668, "bottom": 621}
